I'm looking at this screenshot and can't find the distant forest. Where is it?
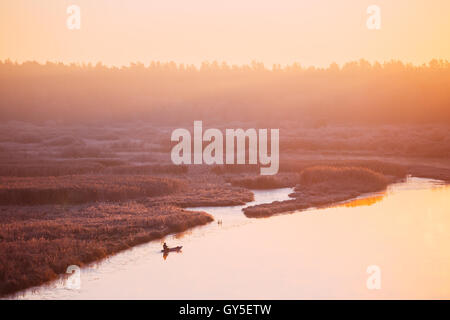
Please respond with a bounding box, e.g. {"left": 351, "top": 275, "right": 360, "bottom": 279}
{"left": 1, "top": 59, "right": 449, "bottom": 124}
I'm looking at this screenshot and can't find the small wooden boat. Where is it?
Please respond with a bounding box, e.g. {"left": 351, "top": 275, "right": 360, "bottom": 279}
{"left": 161, "top": 246, "right": 183, "bottom": 253}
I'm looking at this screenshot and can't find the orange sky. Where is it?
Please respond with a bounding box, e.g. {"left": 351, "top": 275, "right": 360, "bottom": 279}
{"left": 1, "top": 0, "right": 449, "bottom": 67}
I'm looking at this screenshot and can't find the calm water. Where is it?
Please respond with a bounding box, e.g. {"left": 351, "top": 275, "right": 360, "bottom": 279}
{"left": 12, "top": 177, "right": 450, "bottom": 299}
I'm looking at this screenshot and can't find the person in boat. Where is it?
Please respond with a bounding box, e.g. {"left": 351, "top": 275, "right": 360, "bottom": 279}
{"left": 163, "top": 242, "right": 168, "bottom": 251}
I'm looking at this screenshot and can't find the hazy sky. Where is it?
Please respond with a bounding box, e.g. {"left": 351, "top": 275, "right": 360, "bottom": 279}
{"left": 1, "top": 0, "right": 449, "bottom": 67}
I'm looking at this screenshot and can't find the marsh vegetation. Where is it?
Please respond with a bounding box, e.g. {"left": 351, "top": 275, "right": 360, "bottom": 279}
{"left": 1, "top": 60, "right": 450, "bottom": 296}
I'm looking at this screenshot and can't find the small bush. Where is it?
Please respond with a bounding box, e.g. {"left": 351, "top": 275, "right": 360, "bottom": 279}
{"left": 299, "top": 166, "right": 388, "bottom": 191}
{"left": 281, "top": 160, "right": 406, "bottom": 179}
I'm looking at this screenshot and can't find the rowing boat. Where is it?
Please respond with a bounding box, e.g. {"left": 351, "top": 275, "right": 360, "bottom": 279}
{"left": 161, "top": 246, "right": 183, "bottom": 253}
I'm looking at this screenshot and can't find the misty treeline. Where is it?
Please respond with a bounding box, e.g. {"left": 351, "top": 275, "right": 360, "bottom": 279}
{"left": 0, "top": 59, "right": 449, "bottom": 124}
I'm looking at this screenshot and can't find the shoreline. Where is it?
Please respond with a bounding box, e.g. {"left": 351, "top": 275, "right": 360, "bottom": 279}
{"left": 0, "top": 181, "right": 253, "bottom": 297}
{"left": 243, "top": 182, "right": 394, "bottom": 218}
{"left": 4, "top": 175, "right": 448, "bottom": 299}
{"left": 1, "top": 159, "right": 448, "bottom": 297}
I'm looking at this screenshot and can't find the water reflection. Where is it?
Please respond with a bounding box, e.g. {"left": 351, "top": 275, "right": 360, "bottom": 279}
{"left": 173, "top": 229, "right": 193, "bottom": 240}
{"left": 162, "top": 249, "right": 182, "bottom": 260}
{"left": 336, "top": 193, "right": 385, "bottom": 208}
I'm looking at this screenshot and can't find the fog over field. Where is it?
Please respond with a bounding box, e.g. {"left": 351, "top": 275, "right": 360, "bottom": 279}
{"left": 1, "top": 60, "right": 449, "bottom": 124}
{"left": 1, "top": 59, "right": 449, "bottom": 297}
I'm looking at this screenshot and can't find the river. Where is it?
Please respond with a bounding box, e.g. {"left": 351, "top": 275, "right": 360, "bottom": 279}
{"left": 13, "top": 177, "right": 450, "bottom": 299}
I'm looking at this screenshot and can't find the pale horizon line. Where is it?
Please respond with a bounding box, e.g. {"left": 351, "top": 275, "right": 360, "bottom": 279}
{"left": 2, "top": 58, "right": 450, "bottom": 71}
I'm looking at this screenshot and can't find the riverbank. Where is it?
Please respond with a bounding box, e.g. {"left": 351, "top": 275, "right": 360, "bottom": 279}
{"left": 0, "top": 177, "right": 253, "bottom": 297}
{"left": 0, "top": 202, "right": 213, "bottom": 296}
{"left": 243, "top": 166, "right": 403, "bottom": 218}
{"left": 1, "top": 161, "right": 446, "bottom": 296}
{"left": 12, "top": 178, "right": 450, "bottom": 299}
